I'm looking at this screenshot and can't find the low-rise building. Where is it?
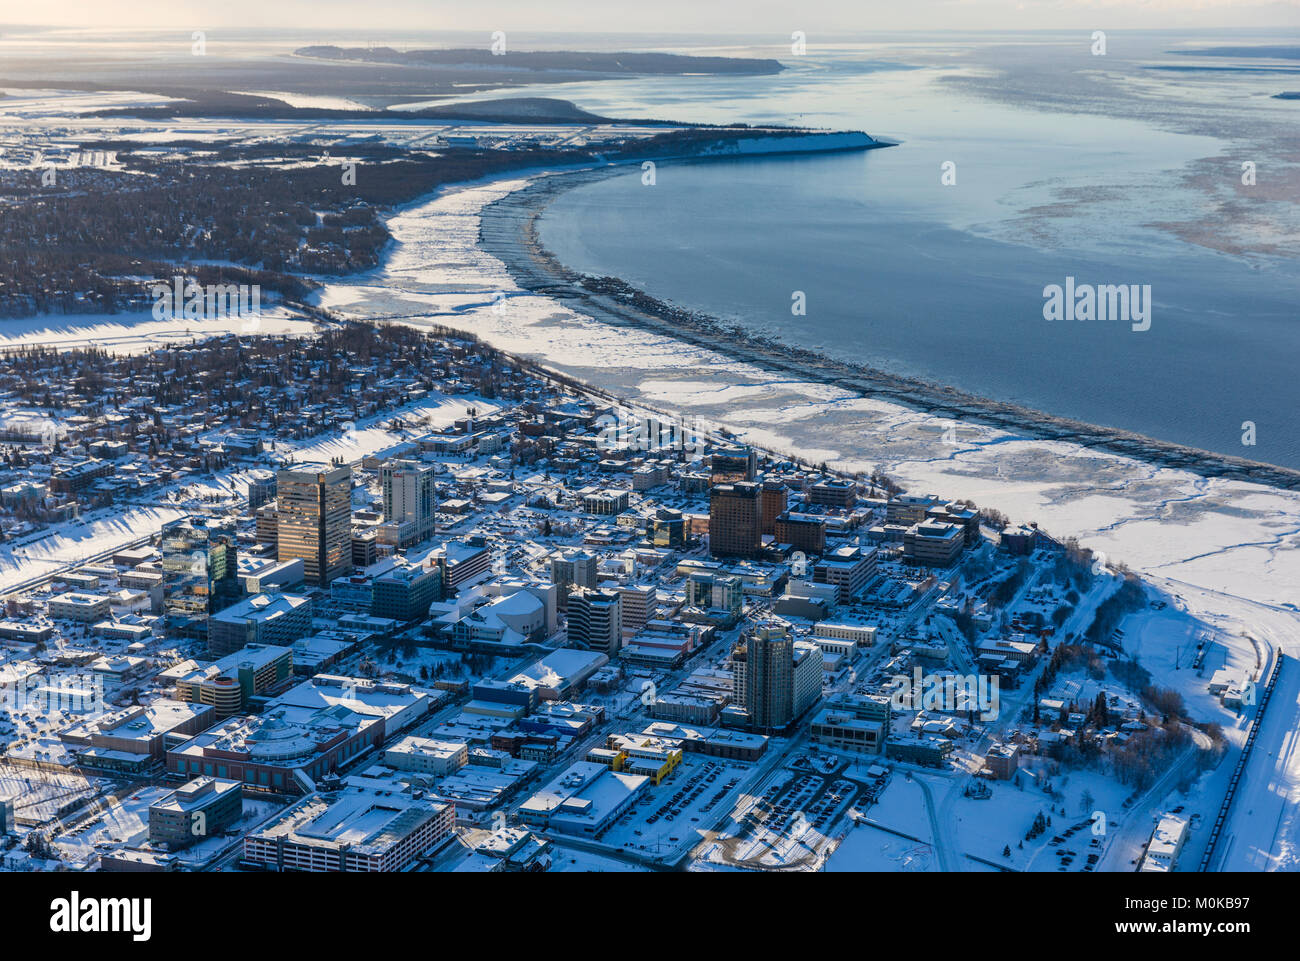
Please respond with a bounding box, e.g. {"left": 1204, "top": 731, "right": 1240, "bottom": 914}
{"left": 813, "top": 546, "right": 878, "bottom": 603}
{"left": 384, "top": 735, "right": 469, "bottom": 776}
{"left": 165, "top": 643, "right": 294, "bottom": 717}
{"left": 148, "top": 776, "right": 243, "bottom": 850}
{"left": 984, "top": 742, "right": 1020, "bottom": 780}
{"left": 809, "top": 694, "right": 891, "bottom": 754}
{"left": 519, "top": 761, "right": 650, "bottom": 836}
{"left": 243, "top": 775, "right": 454, "bottom": 872}
{"left": 207, "top": 593, "right": 313, "bottom": 657}
{"left": 49, "top": 592, "right": 111, "bottom": 623}
{"left": 167, "top": 675, "right": 436, "bottom": 793}
{"left": 904, "top": 520, "right": 964, "bottom": 566}
{"left": 1140, "top": 814, "right": 1189, "bottom": 873}
{"left": 60, "top": 699, "right": 217, "bottom": 775}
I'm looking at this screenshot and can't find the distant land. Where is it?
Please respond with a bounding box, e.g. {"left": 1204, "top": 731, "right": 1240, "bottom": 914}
{"left": 0, "top": 125, "right": 881, "bottom": 318}
{"left": 87, "top": 92, "right": 632, "bottom": 124}
{"left": 0, "top": 48, "right": 784, "bottom": 109}
{"left": 294, "top": 46, "right": 786, "bottom": 75}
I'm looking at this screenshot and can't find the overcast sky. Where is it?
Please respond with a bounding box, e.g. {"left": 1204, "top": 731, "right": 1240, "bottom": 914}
{"left": 4, "top": 0, "right": 1297, "bottom": 32}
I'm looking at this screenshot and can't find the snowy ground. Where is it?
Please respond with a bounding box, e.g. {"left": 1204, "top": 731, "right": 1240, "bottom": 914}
{"left": 0, "top": 307, "right": 317, "bottom": 355}
{"left": 0, "top": 505, "right": 190, "bottom": 594}
{"left": 829, "top": 776, "right": 937, "bottom": 872}
{"left": 548, "top": 843, "right": 643, "bottom": 873}
{"left": 284, "top": 394, "right": 498, "bottom": 465}
{"left": 1217, "top": 657, "right": 1300, "bottom": 871}
{"left": 0, "top": 765, "right": 103, "bottom": 826}
{"left": 53, "top": 785, "right": 168, "bottom": 869}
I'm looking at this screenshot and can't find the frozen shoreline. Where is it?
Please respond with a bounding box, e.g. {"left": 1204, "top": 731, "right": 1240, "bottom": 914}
{"left": 479, "top": 166, "right": 1300, "bottom": 493}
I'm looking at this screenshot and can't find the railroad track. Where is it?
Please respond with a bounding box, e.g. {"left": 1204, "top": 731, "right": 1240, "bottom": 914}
{"left": 1198, "top": 654, "right": 1284, "bottom": 871}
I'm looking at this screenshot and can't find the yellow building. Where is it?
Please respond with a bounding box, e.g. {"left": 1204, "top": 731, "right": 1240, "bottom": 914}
{"left": 586, "top": 747, "right": 626, "bottom": 772}
{"left": 606, "top": 734, "right": 683, "bottom": 785}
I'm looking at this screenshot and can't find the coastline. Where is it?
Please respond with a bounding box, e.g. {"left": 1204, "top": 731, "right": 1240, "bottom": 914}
{"left": 311, "top": 159, "right": 1300, "bottom": 615}
{"left": 479, "top": 166, "right": 1300, "bottom": 492}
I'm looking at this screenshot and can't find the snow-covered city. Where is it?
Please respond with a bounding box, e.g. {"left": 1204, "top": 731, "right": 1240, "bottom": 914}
{"left": 0, "top": 2, "right": 1293, "bottom": 945}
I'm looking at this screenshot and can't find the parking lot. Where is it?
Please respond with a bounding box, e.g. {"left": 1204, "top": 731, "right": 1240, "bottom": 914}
{"left": 597, "top": 756, "right": 758, "bottom": 862}
{"left": 698, "top": 753, "right": 892, "bottom": 871}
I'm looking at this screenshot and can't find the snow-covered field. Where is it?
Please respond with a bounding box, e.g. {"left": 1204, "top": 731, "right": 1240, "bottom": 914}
{"left": 286, "top": 394, "right": 497, "bottom": 465}
{"left": 0, "top": 505, "right": 190, "bottom": 594}
{"left": 53, "top": 786, "right": 169, "bottom": 869}
{"left": 0, "top": 307, "right": 317, "bottom": 355}
{"left": 548, "top": 843, "right": 640, "bottom": 872}
{"left": 0, "top": 88, "right": 179, "bottom": 119}
{"left": 830, "top": 777, "right": 937, "bottom": 871}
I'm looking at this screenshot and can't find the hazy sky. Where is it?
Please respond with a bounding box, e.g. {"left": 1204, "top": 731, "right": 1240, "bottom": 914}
{"left": 2, "top": 0, "right": 1297, "bottom": 32}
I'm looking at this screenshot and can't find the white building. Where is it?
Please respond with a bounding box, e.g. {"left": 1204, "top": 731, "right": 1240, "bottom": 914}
{"left": 1140, "top": 814, "right": 1189, "bottom": 872}
{"left": 384, "top": 735, "right": 469, "bottom": 776}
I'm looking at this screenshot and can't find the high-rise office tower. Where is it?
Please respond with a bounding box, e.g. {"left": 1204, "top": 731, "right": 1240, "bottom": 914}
{"left": 566, "top": 589, "right": 622, "bottom": 656}
{"left": 760, "top": 481, "right": 788, "bottom": 536}
{"left": 710, "top": 446, "right": 757, "bottom": 484}
{"left": 276, "top": 463, "right": 352, "bottom": 586}
{"left": 731, "top": 629, "right": 820, "bottom": 732}
{"left": 709, "top": 481, "right": 762, "bottom": 559}
{"left": 733, "top": 627, "right": 794, "bottom": 731}
{"left": 247, "top": 473, "right": 277, "bottom": 512}
{"left": 551, "top": 551, "right": 597, "bottom": 610}
{"left": 380, "top": 459, "right": 438, "bottom": 548}
{"left": 159, "top": 517, "right": 241, "bottom": 639}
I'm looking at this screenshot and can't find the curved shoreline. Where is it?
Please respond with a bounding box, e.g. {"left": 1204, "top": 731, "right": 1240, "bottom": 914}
{"left": 479, "top": 166, "right": 1300, "bottom": 491}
